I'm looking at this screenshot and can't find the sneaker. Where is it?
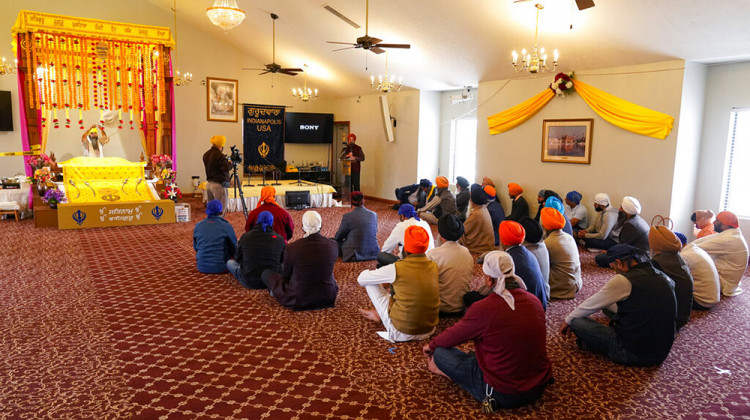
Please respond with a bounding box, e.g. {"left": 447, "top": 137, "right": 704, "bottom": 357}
{"left": 391, "top": 203, "right": 400, "bottom": 210}
{"left": 587, "top": 248, "right": 603, "bottom": 253}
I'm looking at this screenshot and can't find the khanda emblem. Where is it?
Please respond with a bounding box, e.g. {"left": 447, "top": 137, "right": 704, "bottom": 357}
{"left": 72, "top": 210, "right": 87, "bottom": 226}
{"left": 152, "top": 205, "right": 164, "bottom": 220}
{"left": 258, "top": 142, "right": 270, "bottom": 159}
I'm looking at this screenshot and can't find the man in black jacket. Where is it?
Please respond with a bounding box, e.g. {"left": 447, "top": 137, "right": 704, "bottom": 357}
{"left": 227, "top": 211, "right": 285, "bottom": 289}
{"left": 595, "top": 196, "right": 650, "bottom": 267}
{"left": 202, "top": 135, "right": 232, "bottom": 216}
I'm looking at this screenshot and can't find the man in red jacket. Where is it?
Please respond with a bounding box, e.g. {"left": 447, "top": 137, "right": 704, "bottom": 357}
{"left": 423, "top": 250, "right": 553, "bottom": 412}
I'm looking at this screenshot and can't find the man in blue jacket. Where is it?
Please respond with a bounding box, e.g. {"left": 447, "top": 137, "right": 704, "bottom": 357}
{"left": 193, "top": 200, "right": 237, "bottom": 273}
{"left": 335, "top": 191, "right": 379, "bottom": 262}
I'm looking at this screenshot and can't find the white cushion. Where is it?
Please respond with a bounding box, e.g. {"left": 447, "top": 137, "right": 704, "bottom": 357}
{"left": 0, "top": 201, "right": 21, "bottom": 211}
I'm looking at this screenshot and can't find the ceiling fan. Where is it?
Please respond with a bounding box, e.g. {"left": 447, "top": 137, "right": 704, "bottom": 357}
{"left": 242, "top": 13, "right": 303, "bottom": 76}
{"left": 514, "top": 0, "right": 595, "bottom": 10}
{"left": 326, "top": 0, "right": 410, "bottom": 54}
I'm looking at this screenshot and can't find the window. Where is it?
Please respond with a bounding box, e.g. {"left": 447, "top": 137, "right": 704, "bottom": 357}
{"left": 721, "top": 108, "right": 750, "bottom": 217}
{"left": 448, "top": 117, "right": 477, "bottom": 184}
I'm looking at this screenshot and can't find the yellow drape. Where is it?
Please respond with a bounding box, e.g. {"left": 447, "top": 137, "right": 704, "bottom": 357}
{"left": 486, "top": 89, "right": 555, "bottom": 135}
{"left": 573, "top": 79, "right": 674, "bottom": 140}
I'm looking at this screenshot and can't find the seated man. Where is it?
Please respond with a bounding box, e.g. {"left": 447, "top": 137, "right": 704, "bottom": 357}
{"left": 691, "top": 210, "right": 716, "bottom": 239}
{"left": 424, "top": 251, "right": 553, "bottom": 412}
{"left": 498, "top": 221, "right": 547, "bottom": 310}
{"left": 541, "top": 208, "right": 582, "bottom": 299}
{"left": 560, "top": 244, "right": 677, "bottom": 367}
{"left": 426, "top": 214, "right": 474, "bottom": 317}
{"left": 564, "top": 191, "right": 589, "bottom": 235}
{"left": 228, "top": 211, "right": 286, "bottom": 289}
{"left": 394, "top": 179, "right": 433, "bottom": 209}
{"left": 245, "top": 186, "right": 294, "bottom": 242}
{"left": 379, "top": 204, "right": 434, "bottom": 267}
{"left": 419, "top": 176, "right": 458, "bottom": 225}
{"left": 543, "top": 196, "right": 574, "bottom": 237}
{"left": 455, "top": 176, "right": 471, "bottom": 222}
{"left": 520, "top": 217, "right": 550, "bottom": 297}
{"left": 357, "top": 225, "right": 440, "bottom": 342}
{"left": 262, "top": 211, "right": 339, "bottom": 311}
{"left": 680, "top": 239, "right": 721, "bottom": 310}
{"left": 484, "top": 185, "right": 506, "bottom": 246}
{"left": 577, "top": 193, "right": 620, "bottom": 251}
{"left": 532, "top": 189, "right": 562, "bottom": 222}
{"left": 594, "top": 196, "right": 649, "bottom": 268}
{"left": 692, "top": 211, "right": 749, "bottom": 296}
{"left": 649, "top": 226, "right": 693, "bottom": 330}
{"left": 335, "top": 191, "right": 380, "bottom": 262}
{"left": 506, "top": 183, "right": 529, "bottom": 222}
{"left": 193, "top": 200, "right": 237, "bottom": 274}
{"left": 458, "top": 184, "right": 496, "bottom": 255}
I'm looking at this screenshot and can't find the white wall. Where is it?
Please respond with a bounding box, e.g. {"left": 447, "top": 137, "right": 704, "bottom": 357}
{"left": 694, "top": 60, "right": 750, "bottom": 245}
{"left": 476, "top": 60, "right": 686, "bottom": 225}
{"left": 0, "top": 0, "right": 334, "bottom": 189}
{"left": 438, "top": 89, "right": 478, "bottom": 183}
{"left": 417, "top": 90, "right": 441, "bottom": 182}
{"left": 670, "top": 62, "right": 707, "bottom": 237}
{"left": 333, "top": 90, "right": 420, "bottom": 199}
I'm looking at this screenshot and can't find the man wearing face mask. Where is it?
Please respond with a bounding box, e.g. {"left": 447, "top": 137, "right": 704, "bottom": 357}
{"left": 560, "top": 244, "right": 677, "bottom": 367}
{"left": 577, "top": 193, "right": 620, "bottom": 251}
{"left": 692, "top": 211, "right": 749, "bottom": 296}
{"left": 594, "top": 196, "right": 649, "bottom": 268}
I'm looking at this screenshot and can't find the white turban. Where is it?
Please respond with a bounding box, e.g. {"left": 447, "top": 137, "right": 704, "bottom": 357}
{"left": 302, "top": 210, "right": 322, "bottom": 237}
{"left": 594, "top": 193, "right": 610, "bottom": 206}
{"left": 482, "top": 251, "right": 527, "bottom": 310}
{"left": 621, "top": 196, "right": 642, "bottom": 215}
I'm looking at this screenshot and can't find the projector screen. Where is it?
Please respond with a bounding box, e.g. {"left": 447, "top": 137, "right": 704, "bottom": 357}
{"left": 285, "top": 112, "right": 334, "bottom": 144}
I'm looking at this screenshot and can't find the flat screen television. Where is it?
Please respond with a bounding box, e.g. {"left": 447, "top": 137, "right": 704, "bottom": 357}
{"left": 285, "top": 112, "right": 333, "bottom": 144}
{"left": 0, "top": 91, "right": 13, "bottom": 132}
{"left": 285, "top": 190, "right": 310, "bottom": 209}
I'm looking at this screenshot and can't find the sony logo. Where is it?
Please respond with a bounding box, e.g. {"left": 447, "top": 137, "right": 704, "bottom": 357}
{"left": 300, "top": 125, "right": 319, "bottom": 130}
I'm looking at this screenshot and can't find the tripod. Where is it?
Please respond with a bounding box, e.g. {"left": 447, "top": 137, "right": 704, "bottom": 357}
{"left": 229, "top": 161, "right": 248, "bottom": 220}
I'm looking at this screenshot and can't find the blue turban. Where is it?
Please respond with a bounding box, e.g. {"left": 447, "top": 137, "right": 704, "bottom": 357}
{"left": 566, "top": 191, "right": 582, "bottom": 205}
{"left": 455, "top": 176, "right": 470, "bottom": 189}
{"left": 257, "top": 211, "right": 274, "bottom": 232}
{"left": 545, "top": 196, "right": 564, "bottom": 213}
{"left": 398, "top": 203, "right": 420, "bottom": 221}
{"left": 206, "top": 199, "right": 222, "bottom": 216}
{"left": 470, "top": 183, "right": 488, "bottom": 205}
{"left": 674, "top": 231, "right": 687, "bottom": 245}
{"left": 419, "top": 179, "right": 433, "bottom": 188}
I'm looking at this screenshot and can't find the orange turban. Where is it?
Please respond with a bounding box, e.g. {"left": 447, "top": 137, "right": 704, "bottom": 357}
{"left": 540, "top": 207, "right": 565, "bottom": 231}
{"left": 716, "top": 211, "right": 739, "bottom": 229}
{"left": 436, "top": 176, "right": 449, "bottom": 188}
{"left": 484, "top": 185, "right": 496, "bottom": 198}
{"left": 482, "top": 176, "right": 495, "bottom": 188}
{"left": 404, "top": 225, "right": 430, "bottom": 254}
{"left": 508, "top": 183, "right": 523, "bottom": 196}
{"left": 499, "top": 220, "right": 525, "bottom": 246}
{"left": 648, "top": 226, "right": 681, "bottom": 253}
{"left": 256, "top": 186, "right": 280, "bottom": 208}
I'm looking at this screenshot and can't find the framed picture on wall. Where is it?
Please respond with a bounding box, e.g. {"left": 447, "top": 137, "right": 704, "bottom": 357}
{"left": 541, "top": 119, "right": 593, "bottom": 164}
{"left": 206, "top": 77, "right": 238, "bottom": 122}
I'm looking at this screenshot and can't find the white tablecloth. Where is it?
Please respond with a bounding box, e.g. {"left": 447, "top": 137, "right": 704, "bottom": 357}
{"left": 0, "top": 184, "right": 31, "bottom": 211}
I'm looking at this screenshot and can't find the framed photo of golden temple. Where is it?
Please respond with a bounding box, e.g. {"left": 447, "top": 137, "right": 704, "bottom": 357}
{"left": 541, "top": 119, "right": 593, "bottom": 164}
{"left": 207, "top": 77, "right": 239, "bottom": 122}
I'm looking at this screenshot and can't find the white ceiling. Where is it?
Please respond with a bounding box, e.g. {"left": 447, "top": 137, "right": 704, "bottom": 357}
{"left": 147, "top": 0, "right": 750, "bottom": 98}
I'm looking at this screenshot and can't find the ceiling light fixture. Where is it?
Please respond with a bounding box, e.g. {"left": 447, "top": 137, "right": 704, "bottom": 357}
{"left": 206, "top": 0, "right": 246, "bottom": 32}
{"left": 292, "top": 64, "right": 318, "bottom": 102}
{"left": 511, "top": 4, "right": 558, "bottom": 74}
{"left": 371, "top": 52, "right": 402, "bottom": 93}
{"left": 172, "top": 0, "right": 191, "bottom": 86}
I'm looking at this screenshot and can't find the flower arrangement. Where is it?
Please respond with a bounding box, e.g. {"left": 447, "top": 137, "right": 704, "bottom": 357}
{"left": 163, "top": 183, "right": 182, "bottom": 202}
{"left": 33, "top": 167, "right": 52, "bottom": 183}
{"left": 28, "top": 153, "right": 52, "bottom": 170}
{"left": 550, "top": 72, "right": 574, "bottom": 96}
{"left": 150, "top": 154, "right": 173, "bottom": 169}
{"left": 42, "top": 188, "right": 67, "bottom": 205}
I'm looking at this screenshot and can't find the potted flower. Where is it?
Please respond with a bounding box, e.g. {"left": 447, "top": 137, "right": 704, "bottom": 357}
{"left": 163, "top": 183, "right": 182, "bottom": 203}
{"left": 28, "top": 153, "right": 52, "bottom": 171}
{"left": 33, "top": 167, "right": 53, "bottom": 196}
{"left": 42, "top": 188, "right": 67, "bottom": 209}
{"left": 150, "top": 154, "right": 173, "bottom": 180}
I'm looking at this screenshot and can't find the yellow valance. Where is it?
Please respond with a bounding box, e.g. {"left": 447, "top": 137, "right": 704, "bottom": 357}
{"left": 12, "top": 10, "right": 174, "bottom": 47}
{"left": 486, "top": 78, "right": 674, "bottom": 140}
{"left": 572, "top": 79, "right": 674, "bottom": 140}
{"left": 487, "top": 89, "right": 554, "bottom": 135}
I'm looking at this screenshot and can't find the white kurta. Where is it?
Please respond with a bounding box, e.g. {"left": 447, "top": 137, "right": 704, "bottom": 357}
{"left": 680, "top": 243, "right": 721, "bottom": 307}
{"left": 692, "top": 228, "right": 749, "bottom": 296}
{"left": 544, "top": 230, "right": 582, "bottom": 299}
{"left": 381, "top": 218, "right": 435, "bottom": 256}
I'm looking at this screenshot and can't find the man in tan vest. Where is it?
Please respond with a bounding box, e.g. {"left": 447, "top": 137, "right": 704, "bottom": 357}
{"left": 358, "top": 225, "right": 440, "bottom": 342}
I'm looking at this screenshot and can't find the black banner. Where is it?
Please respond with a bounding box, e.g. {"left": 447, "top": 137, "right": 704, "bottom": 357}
{"left": 242, "top": 104, "right": 285, "bottom": 174}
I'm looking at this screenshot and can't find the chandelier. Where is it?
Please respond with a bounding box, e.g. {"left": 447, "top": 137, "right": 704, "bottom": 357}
{"left": 292, "top": 65, "right": 318, "bottom": 102}
{"left": 172, "top": 0, "right": 191, "bottom": 86}
{"left": 511, "top": 4, "right": 559, "bottom": 74}
{"left": 371, "top": 52, "right": 402, "bottom": 93}
{"left": 206, "top": 0, "right": 246, "bottom": 32}
{"left": 0, "top": 57, "right": 17, "bottom": 75}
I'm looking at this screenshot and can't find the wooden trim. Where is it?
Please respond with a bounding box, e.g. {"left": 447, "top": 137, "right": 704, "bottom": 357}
{"left": 365, "top": 195, "right": 397, "bottom": 205}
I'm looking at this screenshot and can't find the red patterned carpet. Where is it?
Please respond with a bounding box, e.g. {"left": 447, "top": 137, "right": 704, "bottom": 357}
{"left": 1, "top": 198, "right": 749, "bottom": 419}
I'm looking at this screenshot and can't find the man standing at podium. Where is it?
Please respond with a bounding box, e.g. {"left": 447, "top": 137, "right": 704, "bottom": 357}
{"left": 340, "top": 133, "right": 365, "bottom": 192}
